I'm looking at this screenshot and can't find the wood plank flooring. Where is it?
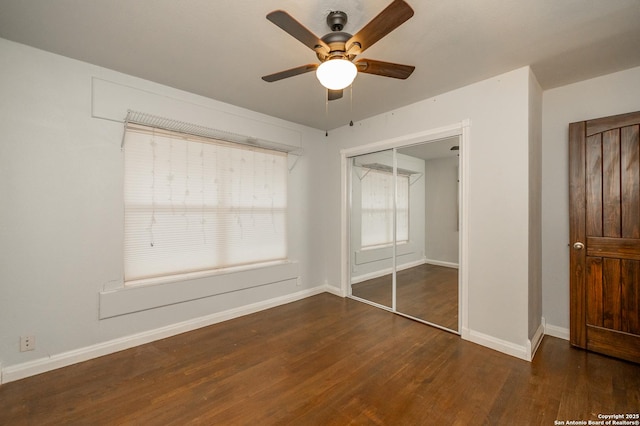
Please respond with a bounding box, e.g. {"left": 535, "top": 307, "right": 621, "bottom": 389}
{"left": 1, "top": 293, "right": 639, "bottom": 425}
{"left": 352, "top": 263, "right": 458, "bottom": 330}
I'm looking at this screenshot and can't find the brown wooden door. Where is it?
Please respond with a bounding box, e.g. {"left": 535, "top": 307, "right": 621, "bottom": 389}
{"left": 569, "top": 111, "right": 640, "bottom": 363}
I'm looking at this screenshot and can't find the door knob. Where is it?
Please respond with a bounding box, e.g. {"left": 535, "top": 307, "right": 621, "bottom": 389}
{"left": 573, "top": 242, "right": 584, "bottom": 250}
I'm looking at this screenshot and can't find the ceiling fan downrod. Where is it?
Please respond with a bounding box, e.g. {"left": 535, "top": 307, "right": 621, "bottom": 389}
{"left": 326, "top": 11, "right": 348, "bottom": 31}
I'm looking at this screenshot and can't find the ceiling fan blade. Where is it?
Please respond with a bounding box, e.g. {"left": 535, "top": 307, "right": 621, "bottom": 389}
{"left": 267, "top": 10, "right": 330, "bottom": 55}
{"left": 346, "top": 0, "right": 414, "bottom": 55}
{"left": 262, "top": 64, "right": 319, "bottom": 82}
{"left": 355, "top": 59, "right": 415, "bottom": 79}
{"left": 328, "top": 89, "right": 343, "bottom": 101}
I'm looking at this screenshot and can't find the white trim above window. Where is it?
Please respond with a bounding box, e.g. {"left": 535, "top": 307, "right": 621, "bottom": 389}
{"left": 122, "top": 110, "right": 301, "bottom": 154}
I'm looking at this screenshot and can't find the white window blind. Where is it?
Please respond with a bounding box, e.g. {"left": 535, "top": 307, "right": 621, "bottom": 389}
{"left": 361, "top": 169, "right": 409, "bottom": 247}
{"left": 124, "top": 124, "right": 287, "bottom": 282}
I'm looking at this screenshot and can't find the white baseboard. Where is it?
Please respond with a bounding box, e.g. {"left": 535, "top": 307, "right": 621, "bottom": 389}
{"left": 527, "top": 322, "right": 545, "bottom": 361}
{"left": 350, "top": 268, "right": 391, "bottom": 285}
{"left": 542, "top": 318, "right": 569, "bottom": 341}
{"left": 351, "top": 258, "right": 427, "bottom": 284}
{"left": 1, "top": 286, "right": 327, "bottom": 384}
{"left": 462, "top": 320, "right": 548, "bottom": 362}
{"left": 424, "top": 259, "right": 459, "bottom": 269}
{"left": 323, "top": 284, "right": 345, "bottom": 297}
{"left": 462, "top": 328, "right": 530, "bottom": 361}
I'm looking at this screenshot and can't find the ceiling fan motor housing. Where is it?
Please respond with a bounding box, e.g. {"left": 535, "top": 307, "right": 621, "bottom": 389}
{"left": 327, "top": 11, "right": 348, "bottom": 31}
{"left": 319, "top": 12, "right": 354, "bottom": 61}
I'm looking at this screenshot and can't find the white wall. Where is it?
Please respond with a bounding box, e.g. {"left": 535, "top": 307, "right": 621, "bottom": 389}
{"left": 528, "top": 69, "right": 543, "bottom": 343}
{"left": 0, "top": 38, "right": 328, "bottom": 379}
{"left": 327, "top": 67, "right": 536, "bottom": 358}
{"left": 541, "top": 66, "right": 640, "bottom": 337}
{"left": 424, "top": 156, "right": 459, "bottom": 265}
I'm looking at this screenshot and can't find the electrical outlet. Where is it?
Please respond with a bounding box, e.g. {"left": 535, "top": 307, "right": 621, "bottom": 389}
{"left": 20, "top": 335, "right": 35, "bottom": 352}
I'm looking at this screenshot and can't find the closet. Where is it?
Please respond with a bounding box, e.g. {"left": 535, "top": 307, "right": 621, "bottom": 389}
{"left": 348, "top": 138, "right": 461, "bottom": 332}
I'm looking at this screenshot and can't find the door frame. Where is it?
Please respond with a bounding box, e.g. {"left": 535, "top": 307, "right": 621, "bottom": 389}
{"left": 340, "top": 120, "right": 470, "bottom": 334}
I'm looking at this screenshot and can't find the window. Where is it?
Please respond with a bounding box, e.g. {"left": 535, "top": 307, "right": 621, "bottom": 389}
{"left": 123, "top": 124, "right": 287, "bottom": 282}
{"left": 360, "top": 169, "right": 409, "bottom": 248}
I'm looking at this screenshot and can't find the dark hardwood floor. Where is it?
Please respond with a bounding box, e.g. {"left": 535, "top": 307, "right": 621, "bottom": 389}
{"left": 351, "top": 273, "right": 393, "bottom": 307}
{"left": 352, "top": 263, "right": 458, "bottom": 330}
{"left": 1, "top": 293, "right": 639, "bottom": 425}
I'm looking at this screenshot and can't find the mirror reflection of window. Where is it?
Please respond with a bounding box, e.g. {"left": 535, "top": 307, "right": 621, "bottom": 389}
{"left": 361, "top": 169, "right": 409, "bottom": 248}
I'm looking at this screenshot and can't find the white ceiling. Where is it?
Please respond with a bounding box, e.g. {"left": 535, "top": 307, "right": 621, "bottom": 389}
{"left": 398, "top": 137, "right": 460, "bottom": 161}
{"left": 1, "top": 0, "right": 639, "bottom": 130}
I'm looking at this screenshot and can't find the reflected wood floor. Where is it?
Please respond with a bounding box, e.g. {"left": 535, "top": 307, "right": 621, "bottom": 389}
{"left": 352, "top": 263, "right": 458, "bottom": 330}
{"left": 1, "top": 294, "right": 639, "bottom": 425}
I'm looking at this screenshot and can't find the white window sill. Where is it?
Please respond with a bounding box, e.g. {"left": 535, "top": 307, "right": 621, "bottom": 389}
{"left": 99, "top": 260, "right": 299, "bottom": 319}
{"left": 124, "top": 260, "right": 292, "bottom": 288}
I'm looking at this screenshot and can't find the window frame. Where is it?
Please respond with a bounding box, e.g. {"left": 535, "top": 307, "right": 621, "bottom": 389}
{"left": 122, "top": 124, "right": 289, "bottom": 285}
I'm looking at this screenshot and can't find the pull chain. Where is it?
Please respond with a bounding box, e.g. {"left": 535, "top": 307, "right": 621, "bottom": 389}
{"left": 349, "top": 85, "right": 354, "bottom": 127}
{"left": 325, "top": 88, "right": 329, "bottom": 137}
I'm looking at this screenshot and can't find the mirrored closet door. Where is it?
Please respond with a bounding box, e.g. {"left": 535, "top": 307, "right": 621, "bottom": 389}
{"left": 349, "top": 149, "right": 395, "bottom": 309}
{"left": 349, "top": 139, "right": 460, "bottom": 333}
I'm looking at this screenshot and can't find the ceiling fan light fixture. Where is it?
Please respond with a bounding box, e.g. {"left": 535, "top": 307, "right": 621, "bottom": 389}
{"left": 316, "top": 58, "right": 357, "bottom": 90}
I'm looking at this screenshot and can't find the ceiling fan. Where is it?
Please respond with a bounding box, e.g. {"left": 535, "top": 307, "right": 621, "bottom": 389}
{"left": 261, "top": 0, "right": 416, "bottom": 101}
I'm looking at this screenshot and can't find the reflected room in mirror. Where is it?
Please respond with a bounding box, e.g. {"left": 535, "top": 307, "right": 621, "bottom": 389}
{"left": 349, "top": 138, "right": 460, "bottom": 332}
